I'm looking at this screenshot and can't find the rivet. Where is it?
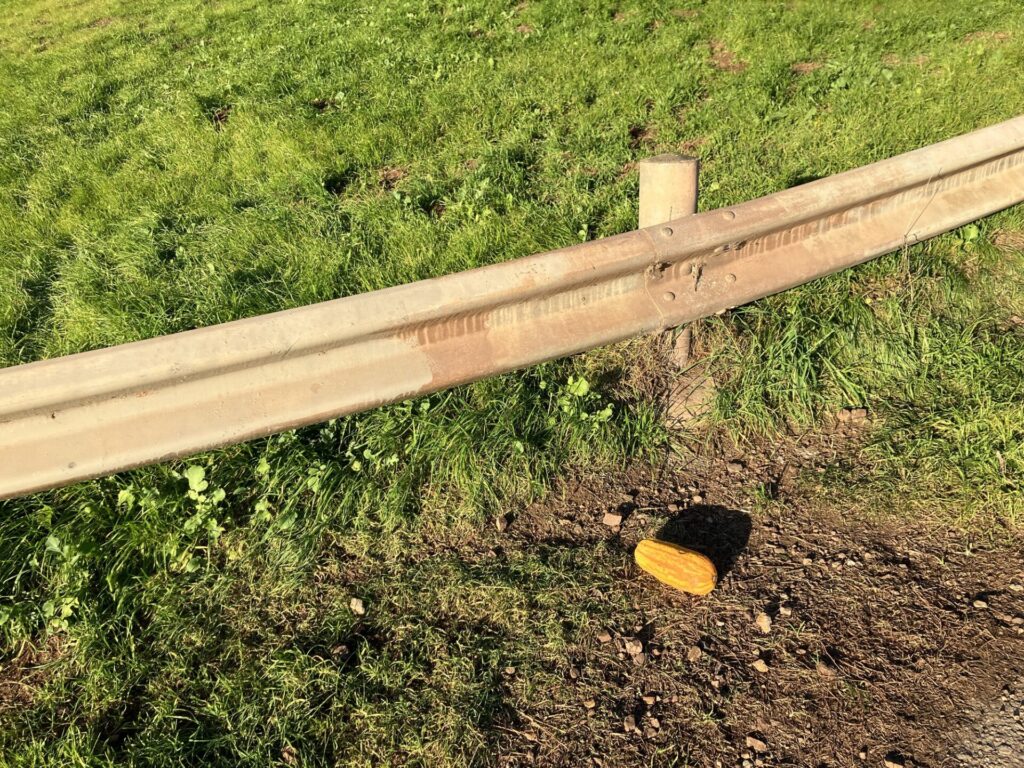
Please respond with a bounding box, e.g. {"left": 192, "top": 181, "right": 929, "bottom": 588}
{"left": 662, "top": 291, "right": 676, "bottom": 302}
{"left": 722, "top": 210, "right": 736, "bottom": 220}
{"left": 726, "top": 273, "right": 737, "bottom": 283}
{"left": 661, "top": 226, "right": 674, "bottom": 237}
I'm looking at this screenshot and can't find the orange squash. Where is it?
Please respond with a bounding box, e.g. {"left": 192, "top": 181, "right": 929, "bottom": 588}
{"left": 634, "top": 539, "right": 717, "bottom": 595}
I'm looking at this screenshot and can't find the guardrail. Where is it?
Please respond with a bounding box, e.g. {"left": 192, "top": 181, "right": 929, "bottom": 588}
{"left": 2, "top": 116, "right": 1024, "bottom": 499}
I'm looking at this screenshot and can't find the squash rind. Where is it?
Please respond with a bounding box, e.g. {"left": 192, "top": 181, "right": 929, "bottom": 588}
{"left": 634, "top": 539, "right": 717, "bottom": 595}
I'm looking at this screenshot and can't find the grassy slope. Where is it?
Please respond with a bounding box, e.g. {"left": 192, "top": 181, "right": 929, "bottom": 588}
{"left": 0, "top": 0, "right": 1022, "bottom": 764}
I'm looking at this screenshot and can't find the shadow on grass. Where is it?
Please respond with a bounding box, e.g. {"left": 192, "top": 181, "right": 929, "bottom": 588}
{"left": 655, "top": 505, "right": 751, "bottom": 579}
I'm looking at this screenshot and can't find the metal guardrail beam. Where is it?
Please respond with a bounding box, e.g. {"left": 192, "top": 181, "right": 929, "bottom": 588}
{"left": 2, "top": 117, "right": 1024, "bottom": 499}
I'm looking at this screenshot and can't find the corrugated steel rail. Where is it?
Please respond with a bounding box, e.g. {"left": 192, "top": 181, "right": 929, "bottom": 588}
{"left": 2, "top": 116, "right": 1024, "bottom": 499}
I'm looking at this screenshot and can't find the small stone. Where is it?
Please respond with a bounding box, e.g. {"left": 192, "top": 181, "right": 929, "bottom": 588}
{"left": 603, "top": 512, "right": 623, "bottom": 527}
{"left": 751, "top": 659, "right": 769, "bottom": 673}
{"left": 494, "top": 514, "right": 509, "bottom": 532}
{"left": 745, "top": 735, "right": 768, "bottom": 753}
{"left": 331, "top": 644, "right": 349, "bottom": 659}
{"left": 755, "top": 612, "right": 772, "bottom": 634}
{"left": 742, "top": 760, "right": 753, "bottom": 768}
{"left": 597, "top": 630, "right": 613, "bottom": 643}
{"left": 632, "top": 652, "right": 647, "bottom": 666}
{"left": 667, "top": 503, "right": 680, "bottom": 513}
{"left": 1009, "top": 583, "right": 1023, "bottom": 592}
{"left": 779, "top": 606, "right": 792, "bottom": 618}
{"left": 692, "top": 494, "right": 704, "bottom": 504}
{"left": 623, "top": 714, "right": 637, "bottom": 733}
{"left": 642, "top": 695, "right": 657, "bottom": 706}
{"left": 726, "top": 461, "right": 745, "bottom": 474}
{"left": 583, "top": 698, "right": 596, "bottom": 709}
{"left": 649, "top": 717, "right": 661, "bottom": 729}
{"left": 858, "top": 749, "right": 868, "bottom": 760}
{"left": 973, "top": 598, "right": 988, "bottom": 609}
{"left": 882, "top": 754, "right": 905, "bottom": 768}
{"left": 349, "top": 597, "right": 366, "bottom": 615}
{"left": 838, "top": 407, "right": 868, "bottom": 422}
{"left": 816, "top": 660, "right": 836, "bottom": 678}
{"left": 686, "top": 646, "right": 702, "bottom": 662}
{"left": 801, "top": 557, "right": 814, "bottom": 566}
{"left": 504, "top": 666, "right": 517, "bottom": 676}
{"left": 625, "top": 638, "right": 644, "bottom": 655}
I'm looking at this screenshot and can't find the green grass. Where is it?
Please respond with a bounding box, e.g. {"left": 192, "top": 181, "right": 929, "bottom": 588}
{"left": 1, "top": 0, "right": 1023, "bottom": 763}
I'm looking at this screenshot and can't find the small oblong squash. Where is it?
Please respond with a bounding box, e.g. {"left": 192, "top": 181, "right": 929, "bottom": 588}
{"left": 634, "top": 539, "right": 717, "bottom": 595}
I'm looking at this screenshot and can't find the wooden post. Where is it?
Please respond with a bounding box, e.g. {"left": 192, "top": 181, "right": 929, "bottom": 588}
{"left": 638, "top": 155, "right": 699, "bottom": 366}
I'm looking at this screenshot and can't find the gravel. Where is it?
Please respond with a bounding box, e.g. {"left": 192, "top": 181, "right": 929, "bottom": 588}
{"left": 955, "top": 679, "right": 1024, "bottom": 766}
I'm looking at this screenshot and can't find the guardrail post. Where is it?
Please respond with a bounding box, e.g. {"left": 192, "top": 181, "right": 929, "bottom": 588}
{"left": 638, "top": 154, "right": 699, "bottom": 366}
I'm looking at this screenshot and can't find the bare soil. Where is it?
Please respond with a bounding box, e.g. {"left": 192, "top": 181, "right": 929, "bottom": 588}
{"left": 493, "top": 428, "right": 1024, "bottom": 767}
{"left": 0, "top": 635, "right": 64, "bottom": 718}
{"left": 709, "top": 41, "right": 747, "bottom": 73}
{"left": 791, "top": 61, "right": 823, "bottom": 75}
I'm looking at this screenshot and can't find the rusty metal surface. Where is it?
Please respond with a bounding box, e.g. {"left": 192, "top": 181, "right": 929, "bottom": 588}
{"left": 2, "top": 116, "right": 1024, "bottom": 499}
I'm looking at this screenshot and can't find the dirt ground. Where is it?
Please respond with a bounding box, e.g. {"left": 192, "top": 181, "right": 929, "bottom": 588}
{"left": 1, "top": 410, "right": 1021, "bottom": 766}
{"left": 493, "top": 419, "right": 1024, "bottom": 767}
